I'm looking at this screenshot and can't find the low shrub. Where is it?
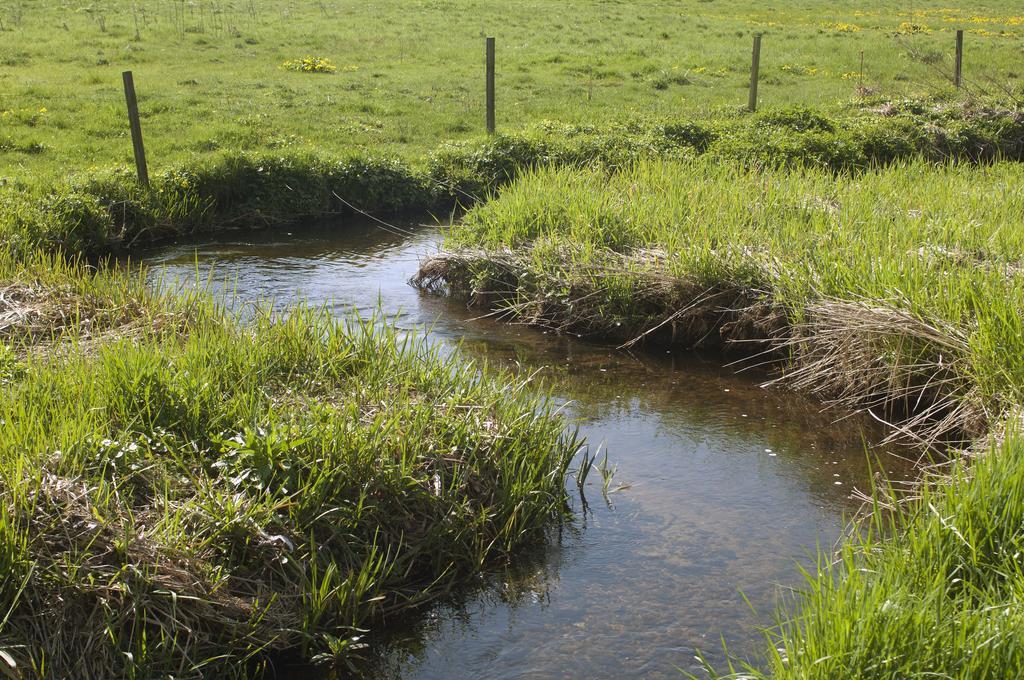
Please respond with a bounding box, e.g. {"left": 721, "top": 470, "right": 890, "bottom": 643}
{"left": 753, "top": 105, "right": 836, "bottom": 132}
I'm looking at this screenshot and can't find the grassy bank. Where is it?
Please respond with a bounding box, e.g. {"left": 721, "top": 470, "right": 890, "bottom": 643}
{"left": 421, "top": 158, "right": 1024, "bottom": 446}
{"left": 416, "top": 156, "right": 1024, "bottom": 673}
{"left": 428, "top": 101, "right": 1024, "bottom": 198}
{"left": 2, "top": 0, "right": 1022, "bottom": 180}
{"left": 0, "top": 254, "right": 579, "bottom": 677}
{"left": 3, "top": 97, "right": 1018, "bottom": 676}
{"left": 0, "top": 152, "right": 432, "bottom": 258}
{"left": 3, "top": 100, "right": 1022, "bottom": 260}
{"left": 0, "top": 95, "right": 1020, "bottom": 675}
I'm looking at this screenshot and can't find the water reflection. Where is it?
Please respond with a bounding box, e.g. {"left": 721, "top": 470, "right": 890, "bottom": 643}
{"left": 140, "top": 218, "right": 911, "bottom": 678}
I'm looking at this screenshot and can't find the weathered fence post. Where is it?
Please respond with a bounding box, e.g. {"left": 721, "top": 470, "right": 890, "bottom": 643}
{"left": 121, "top": 71, "right": 149, "bottom": 185}
{"left": 859, "top": 50, "right": 865, "bottom": 94}
{"left": 486, "top": 36, "right": 496, "bottom": 134}
{"left": 748, "top": 34, "right": 762, "bottom": 112}
{"left": 954, "top": 29, "right": 963, "bottom": 89}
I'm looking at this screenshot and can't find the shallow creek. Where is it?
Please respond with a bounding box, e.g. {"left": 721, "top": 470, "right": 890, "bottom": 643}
{"left": 140, "top": 218, "right": 912, "bottom": 679}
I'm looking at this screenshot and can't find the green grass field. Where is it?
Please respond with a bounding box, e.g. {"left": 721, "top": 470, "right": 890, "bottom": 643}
{"left": 1, "top": 0, "right": 1023, "bottom": 180}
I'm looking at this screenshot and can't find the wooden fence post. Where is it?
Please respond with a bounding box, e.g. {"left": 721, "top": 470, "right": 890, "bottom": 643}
{"left": 486, "top": 37, "right": 496, "bottom": 135}
{"left": 121, "top": 71, "right": 149, "bottom": 185}
{"left": 748, "top": 34, "right": 762, "bottom": 112}
{"left": 954, "top": 29, "right": 963, "bottom": 89}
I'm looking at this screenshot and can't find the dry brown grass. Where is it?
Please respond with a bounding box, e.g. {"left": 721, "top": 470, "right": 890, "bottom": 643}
{"left": 416, "top": 249, "right": 987, "bottom": 452}
{"left": 0, "top": 278, "right": 195, "bottom": 357}
{"left": 7, "top": 469, "right": 307, "bottom": 679}
{"left": 770, "top": 299, "right": 989, "bottom": 452}
{"left": 414, "top": 249, "right": 785, "bottom": 348}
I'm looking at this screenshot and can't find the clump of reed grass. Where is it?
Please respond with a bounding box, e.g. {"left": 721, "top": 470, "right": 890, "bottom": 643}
{"left": 0, "top": 248, "right": 199, "bottom": 353}
{"left": 0, "top": 257, "right": 579, "bottom": 677}
{"left": 769, "top": 299, "right": 988, "bottom": 450}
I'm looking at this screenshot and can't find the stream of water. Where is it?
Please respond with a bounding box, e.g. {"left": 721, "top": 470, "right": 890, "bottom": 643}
{"left": 140, "top": 218, "right": 911, "bottom": 679}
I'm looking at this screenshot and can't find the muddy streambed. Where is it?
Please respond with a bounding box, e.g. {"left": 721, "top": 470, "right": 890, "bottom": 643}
{"left": 140, "top": 218, "right": 912, "bottom": 679}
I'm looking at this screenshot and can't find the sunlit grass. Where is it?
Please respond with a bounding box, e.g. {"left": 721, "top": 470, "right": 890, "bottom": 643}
{"left": 0, "top": 255, "right": 579, "bottom": 677}
{"left": 0, "top": 0, "right": 1022, "bottom": 181}
{"left": 724, "top": 429, "right": 1024, "bottom": 678}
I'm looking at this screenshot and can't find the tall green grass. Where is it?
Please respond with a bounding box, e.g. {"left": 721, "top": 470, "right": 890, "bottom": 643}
{"left": 4, "top": 101, "right": 1021, "bottom": 260}
{"left": 0, "top": 257, "right": 579, "bottom": 677}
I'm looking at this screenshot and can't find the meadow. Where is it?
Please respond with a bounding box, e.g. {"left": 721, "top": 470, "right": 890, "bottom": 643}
{"left": 0, "top": 0, "right": 1022, "bottom": 181}
{"left": 2, "top": 0, "right": 1024, "bottom": 677}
